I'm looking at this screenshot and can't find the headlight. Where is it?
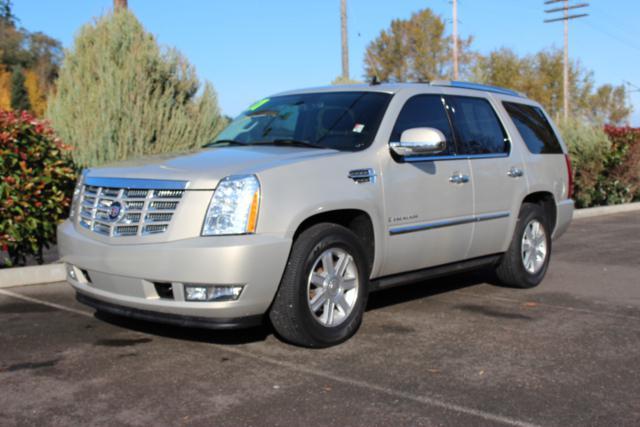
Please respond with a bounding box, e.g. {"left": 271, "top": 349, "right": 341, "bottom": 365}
{"left": 69, "top": 171, "right": 85, "bottom": 221}
{"left": 202, "top": 175, "right": 260, "bottom": 236}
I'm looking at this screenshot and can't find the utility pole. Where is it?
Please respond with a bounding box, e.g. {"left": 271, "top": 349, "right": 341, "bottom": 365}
{"left": 340, "top": 0, "right": 349, "bottom": 80}
{"left": 544, "top": 1, "right": 588, "bottom": 121}
{"left": 452, "top": 0, "right": 459, "bottom": 80}
{"left": 114, "top": 0, "right": 127, "bottom": 10}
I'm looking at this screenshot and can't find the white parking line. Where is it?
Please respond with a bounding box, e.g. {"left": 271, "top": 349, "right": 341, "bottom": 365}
{"left": 0, "top": 289, "right": 93, "bottom": 318}
{"left": 0, "top": 289, "right": 540, "bottom": 427}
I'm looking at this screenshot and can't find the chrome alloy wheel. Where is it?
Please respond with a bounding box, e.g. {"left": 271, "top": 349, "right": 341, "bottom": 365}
{"left": 521, "top": 219, "right": 548, "bottom": 274}
{"left": 307, "top": 248, "right": 359, "bottom": 327}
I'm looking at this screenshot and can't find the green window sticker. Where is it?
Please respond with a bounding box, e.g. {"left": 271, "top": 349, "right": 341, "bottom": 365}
{"left": 248, "top": 98, "right": 270, "bottom": 111}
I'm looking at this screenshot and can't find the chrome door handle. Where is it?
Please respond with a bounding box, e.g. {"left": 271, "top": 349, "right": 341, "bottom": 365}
{"left": 449, "top": 173, "right": 470, "bottom": 184}
{"left": 507, "top": 167, "right": 524, "bottom": 178}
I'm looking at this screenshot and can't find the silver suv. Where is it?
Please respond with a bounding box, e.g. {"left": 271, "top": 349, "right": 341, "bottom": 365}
{"left": 59, "top": 81, "right": 574, "bottom": 347}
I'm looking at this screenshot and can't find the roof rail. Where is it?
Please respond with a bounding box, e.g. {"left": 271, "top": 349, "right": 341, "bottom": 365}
{"left": 430, "top": 80, "right": 523, "bottom": 97}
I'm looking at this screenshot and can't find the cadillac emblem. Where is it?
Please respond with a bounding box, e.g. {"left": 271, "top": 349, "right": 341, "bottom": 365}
{"left": 108, "top": 201, "right": 123, "bottom": 221}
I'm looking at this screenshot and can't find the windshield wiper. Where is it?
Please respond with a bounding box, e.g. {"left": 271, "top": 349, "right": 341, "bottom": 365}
{"left": 255, "top": 139, "right": 328, "bottom": 149}
{"left": 202, "top": 139, "right": 247, "bottom": 148}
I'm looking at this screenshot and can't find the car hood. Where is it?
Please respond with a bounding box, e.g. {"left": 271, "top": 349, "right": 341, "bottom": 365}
{"left": 85, "top": 146, "right": 341, "bottom": 189}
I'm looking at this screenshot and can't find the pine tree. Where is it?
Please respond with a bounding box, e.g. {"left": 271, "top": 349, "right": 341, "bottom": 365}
{"left": 10, "top": 66, "right": 31, "bottom": 111}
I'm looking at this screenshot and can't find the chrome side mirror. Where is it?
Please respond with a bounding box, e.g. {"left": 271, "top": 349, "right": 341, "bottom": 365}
{"left": 390, "top": 127, "right": 447, "bottom": 157}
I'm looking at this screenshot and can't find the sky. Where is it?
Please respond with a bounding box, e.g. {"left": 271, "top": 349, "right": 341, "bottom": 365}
{"left": 13, "top": 1, "right": 640, "bottom": 124}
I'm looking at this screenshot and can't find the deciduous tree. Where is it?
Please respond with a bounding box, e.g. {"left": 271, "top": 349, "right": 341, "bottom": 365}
{"left": 364, "top": 9, "right": 473, "bottom": 82}
{"left": 473, "top": 47, "right": 631, "bottom": 124}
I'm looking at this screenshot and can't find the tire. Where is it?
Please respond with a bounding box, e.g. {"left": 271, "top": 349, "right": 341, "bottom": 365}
{"left": 269, "top": 223, "right": 369, "bottom": 348}
{"left": 495, "top": 203, "right": 552, "bottom": 289}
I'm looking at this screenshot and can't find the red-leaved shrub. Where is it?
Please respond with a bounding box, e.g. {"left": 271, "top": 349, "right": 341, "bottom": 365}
{"left": 1, "top": 110, "right": 77, "bottom": 267}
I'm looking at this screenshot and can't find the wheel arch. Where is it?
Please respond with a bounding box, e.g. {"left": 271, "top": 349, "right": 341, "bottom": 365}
{"left": 522, "top": 191, "right": 557, "bottom": 234}
{"left": 292, "top": 209, "right": 377, "bottom": 277}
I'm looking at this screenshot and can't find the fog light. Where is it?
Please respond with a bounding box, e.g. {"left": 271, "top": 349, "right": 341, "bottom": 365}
{"left": 185, "top": 286, "right": 208, "bottom": 301}
{"left": 184, "top": 285, "right": 244, "bottom": 302}
{"left": 67, "top": 264, "right": 77, "bottom": 281}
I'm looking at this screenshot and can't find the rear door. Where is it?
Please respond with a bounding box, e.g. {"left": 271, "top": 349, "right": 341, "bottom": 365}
{"left": 445, "top": 95, "right": 528, "bottom": 257}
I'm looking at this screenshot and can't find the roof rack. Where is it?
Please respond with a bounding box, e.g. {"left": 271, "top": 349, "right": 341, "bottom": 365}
{"left": 430, "top": 80, "right": 523, "bottom": 98}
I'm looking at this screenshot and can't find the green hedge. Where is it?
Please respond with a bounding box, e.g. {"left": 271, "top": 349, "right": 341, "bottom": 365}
{"left": 0, "top": 110, "right": 76, "bottom": 267}
{"left": 560, "top": 122, "right": 640, "bottom": 208}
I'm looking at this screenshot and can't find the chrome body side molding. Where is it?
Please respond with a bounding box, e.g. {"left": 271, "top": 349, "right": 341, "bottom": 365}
{"left": 389, "top": 211, "right": 510, "bottom": 236}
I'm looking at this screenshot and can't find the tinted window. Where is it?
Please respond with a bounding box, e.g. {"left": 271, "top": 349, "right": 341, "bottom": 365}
{"left": 213, "top": 92, "right": 391, "bottom": 151}
{"left": 390, "top": 95, "right": 455, "bottom": 155}
{"left": 503, "top": 102, "right": 563, "bottom": 154}
{"left": 448, "top": 96, "right": 509, "bottom": 155}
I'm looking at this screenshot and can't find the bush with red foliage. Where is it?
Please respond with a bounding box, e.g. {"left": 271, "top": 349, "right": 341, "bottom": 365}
{"left": 1, "top": 110, "right": 77, "bottom": 267}
{"left": 602, "top": 125, "right": 640, "bottom": 203}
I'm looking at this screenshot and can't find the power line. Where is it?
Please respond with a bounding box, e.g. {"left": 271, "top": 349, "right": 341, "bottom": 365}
{"left": 582, "top": 21, "right": 640, "bottom": 53}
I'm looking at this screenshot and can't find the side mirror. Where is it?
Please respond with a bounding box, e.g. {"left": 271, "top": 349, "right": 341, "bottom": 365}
{"left": 390, "top": 127, "right": 447, "bottom": 157}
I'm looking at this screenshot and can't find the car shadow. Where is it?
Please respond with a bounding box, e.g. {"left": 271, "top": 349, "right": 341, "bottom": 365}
{"left": 92, "top": 268, "right": 498, "bottom": 345}
{"left": 366, "top": 268, "right": 498, "bottom": 312}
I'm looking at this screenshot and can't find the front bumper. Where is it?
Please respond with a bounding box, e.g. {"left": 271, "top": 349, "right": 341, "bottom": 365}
{"left": 58, "top": 220, "right": 292, "bottom": 325}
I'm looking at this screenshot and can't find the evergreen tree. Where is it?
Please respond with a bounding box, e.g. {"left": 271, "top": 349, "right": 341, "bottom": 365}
{"left": 47, "top": 10, "right": 225, "bottom": 167}
{"left": 10, "top": 66, "right": 30, "bottom": 111}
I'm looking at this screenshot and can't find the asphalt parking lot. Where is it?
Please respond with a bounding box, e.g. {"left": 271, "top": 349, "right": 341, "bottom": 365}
{"left": 1, "top": 212, "right": 639, "bottom": 427}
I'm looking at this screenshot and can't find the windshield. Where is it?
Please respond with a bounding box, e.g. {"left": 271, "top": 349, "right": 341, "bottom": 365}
{"left": 210, "top": 91, "right": 392, "bottom": 151}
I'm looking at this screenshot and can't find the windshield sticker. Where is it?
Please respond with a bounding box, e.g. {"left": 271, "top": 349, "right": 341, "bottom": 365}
{"left": 248, "top": 98, "right": 270, "bottom": 111}
{"left": 353, "top": 123, "right": 365, "bottom": 133}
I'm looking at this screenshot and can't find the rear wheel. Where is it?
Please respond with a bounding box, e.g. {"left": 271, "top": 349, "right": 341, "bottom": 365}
{"left": 269, "top": 223, "right": 369, "bottom": 348}
{"left": 495, "top": 203, "right": 551, "bottom": 288}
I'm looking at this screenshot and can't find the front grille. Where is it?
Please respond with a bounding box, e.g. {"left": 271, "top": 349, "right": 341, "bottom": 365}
{"left": 78, "top": 184, "right": 184, "bottom": 237}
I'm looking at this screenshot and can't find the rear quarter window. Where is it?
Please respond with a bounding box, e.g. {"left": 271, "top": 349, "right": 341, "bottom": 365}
{"left": 502, "top": 102, "right": 563, "bottom": 154}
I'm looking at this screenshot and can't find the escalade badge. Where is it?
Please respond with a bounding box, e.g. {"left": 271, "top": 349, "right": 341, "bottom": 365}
{"left": 108, "top": 201, "right": 123, "bottom": 221}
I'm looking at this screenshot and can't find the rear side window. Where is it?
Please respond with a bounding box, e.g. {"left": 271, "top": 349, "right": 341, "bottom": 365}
{"left": 503, "top": 102, "right": 563, "bottom": 154}
{"left": 447, "top": 96, "right": 509, "bottom": 155}
{"left": 390, "top": 95, "right": 455, "bottom": 155}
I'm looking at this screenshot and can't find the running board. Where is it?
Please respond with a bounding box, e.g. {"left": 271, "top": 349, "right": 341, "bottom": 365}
{"left": 369, "top": 254, "right": 502, "bottom": 292}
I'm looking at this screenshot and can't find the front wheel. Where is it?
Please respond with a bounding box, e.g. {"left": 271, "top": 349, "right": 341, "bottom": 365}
{"left": 269, "top": 223, "right": 369, "bottom": 348}
{"left": 495, "top": 203, "right": 552, "bottom": 288}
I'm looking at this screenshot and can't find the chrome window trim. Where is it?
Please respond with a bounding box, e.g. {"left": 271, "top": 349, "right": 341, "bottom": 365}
{"left": 389, "top": 211, "right": 510, "bottom": 235}
{"left": 84, "top": 177, "right": 190, "bottom": 190}
{"left": 398, "top": 152, "right": 510, "bottom": 163}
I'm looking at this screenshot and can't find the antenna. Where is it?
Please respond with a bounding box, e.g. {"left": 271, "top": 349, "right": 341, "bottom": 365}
{"left": 544, "top": 1, "right": 589, "bottom": 121}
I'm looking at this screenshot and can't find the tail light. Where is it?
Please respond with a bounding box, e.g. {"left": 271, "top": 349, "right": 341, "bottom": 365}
{"left": 564, "top": 154, "right": 574, "bottom": 199}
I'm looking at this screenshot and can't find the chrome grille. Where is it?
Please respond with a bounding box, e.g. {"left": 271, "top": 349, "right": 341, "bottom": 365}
{"left": 77, "top": 182, "right": 184, "bottom": 237}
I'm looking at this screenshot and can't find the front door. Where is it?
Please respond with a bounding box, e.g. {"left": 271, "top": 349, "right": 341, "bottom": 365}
{"left": 381, "top": 94, "right": 474, "bottom": 276}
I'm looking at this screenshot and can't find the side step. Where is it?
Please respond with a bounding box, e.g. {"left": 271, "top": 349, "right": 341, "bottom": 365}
{"left": 370, "top": 254, "right": 501, "bottom": 292}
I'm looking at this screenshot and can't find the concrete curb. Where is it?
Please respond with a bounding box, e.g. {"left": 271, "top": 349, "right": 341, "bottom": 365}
{"left": 0, "top": 263, "right": 66, "bottom": 288}
{"left": 574, "top": 202, "right": 640, "bottom": 219}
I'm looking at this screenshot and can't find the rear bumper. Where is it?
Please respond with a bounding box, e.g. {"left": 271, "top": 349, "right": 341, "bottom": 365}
{"left": 58, "top": 220, "right": 292, "bottom": 323}
{"left": 553, "top": 199, "right": 574, "bottom": 240}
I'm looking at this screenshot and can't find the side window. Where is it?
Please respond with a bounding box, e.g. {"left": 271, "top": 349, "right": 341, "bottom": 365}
{"left": 447, "top": 96, "right": 509, "bottom": 155}
{"left": 390, "top": 95, "right": 455, "bottom": 155}
{"left": 502, "top": 102, "right": 563, "bottom": 154}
